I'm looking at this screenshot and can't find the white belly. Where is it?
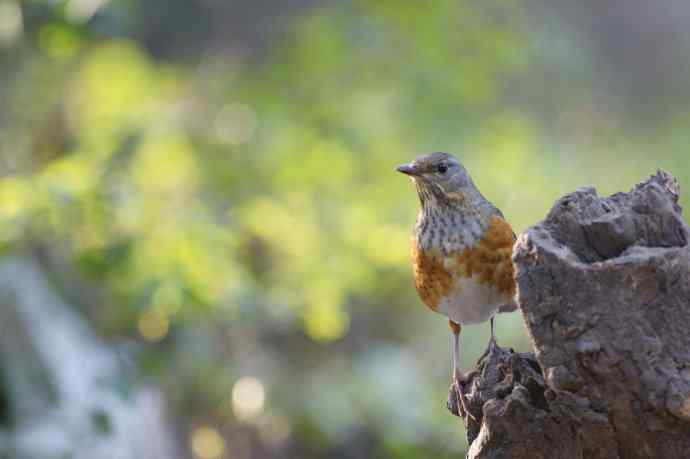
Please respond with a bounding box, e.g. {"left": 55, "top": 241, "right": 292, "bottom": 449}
{"left": 436, "top": 274, "right": 513, "bottom": 325}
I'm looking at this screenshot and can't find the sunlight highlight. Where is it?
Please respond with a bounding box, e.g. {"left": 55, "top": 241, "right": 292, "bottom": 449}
{"left": 304, "top": 300, "right": 350, "bottom": 343}
{"left": 137, "top": 309, "right": 169, "bottom": 342}
{"left": 232, "top": 376, "right": 265, "bottom": 422}
{"left": 0, "top": 177, "right": 32, "bottom": 220}
{"left": 131, "top": 134, "right": 200, "bottom": 194}
{"left": 190, "top": 426, "right": 225, "bottom": 459}
{"left": 0, "top": 1, "right": 22, "bottom": 46}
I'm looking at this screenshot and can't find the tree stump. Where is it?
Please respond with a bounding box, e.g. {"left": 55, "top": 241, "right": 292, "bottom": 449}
{"left": 449, "top": 171, "right": 690, "bottom": 459}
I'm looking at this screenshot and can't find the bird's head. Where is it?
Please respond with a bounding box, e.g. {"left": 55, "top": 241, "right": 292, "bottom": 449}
{"left": 396, "top": 152, "right": 475, "bottom": 206}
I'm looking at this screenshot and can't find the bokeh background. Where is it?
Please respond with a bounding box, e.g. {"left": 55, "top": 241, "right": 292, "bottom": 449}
{"left": 1, "top": 1, "right": 689, "bottom": 458}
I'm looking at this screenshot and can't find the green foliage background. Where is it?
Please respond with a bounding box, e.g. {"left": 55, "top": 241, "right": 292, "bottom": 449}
{"left": 1, "top": 1, "right": 689, "bottom": 457}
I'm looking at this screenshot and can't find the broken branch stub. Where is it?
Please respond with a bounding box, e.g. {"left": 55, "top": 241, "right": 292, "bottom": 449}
{"left": 450, "top": 171, "right": 690, "bottom": 459}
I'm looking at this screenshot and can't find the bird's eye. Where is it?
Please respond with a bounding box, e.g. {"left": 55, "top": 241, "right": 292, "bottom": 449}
{"left": 437, "top": 163, "right": 448, "bottom": 174}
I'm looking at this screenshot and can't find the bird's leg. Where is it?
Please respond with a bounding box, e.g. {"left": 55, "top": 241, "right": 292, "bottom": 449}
{"left": 451, "top": 321, "right": 462, "bottom": 381}
{"left": 488, "top": 315, "right": 497, "bottom": 352}
{"left": 449, "top": 320, "right": 474, "bottom": 420}
{"left": 480, "top": 316, "right": 498, "bottom": 361}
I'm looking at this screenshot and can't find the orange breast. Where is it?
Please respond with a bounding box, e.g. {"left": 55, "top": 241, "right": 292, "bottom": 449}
{"left": 411, "top": 241, "right": 452, "bottom": 311}
{"left": 412, "top": 215, "right": 516, "bottom": 311}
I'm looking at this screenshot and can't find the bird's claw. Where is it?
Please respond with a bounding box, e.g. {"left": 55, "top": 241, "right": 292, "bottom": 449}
{"left": 452, "top": 377, "right": 476, "bottom": 421}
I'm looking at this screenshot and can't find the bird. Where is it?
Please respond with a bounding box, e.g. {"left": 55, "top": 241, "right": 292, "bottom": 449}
{"left": 396, "top": 152, "right": 517, "bottom": 417}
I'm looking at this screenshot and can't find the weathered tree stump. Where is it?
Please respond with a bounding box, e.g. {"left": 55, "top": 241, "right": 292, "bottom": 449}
{"left": 449, "top": 171, "right": 690, "bottom": 459}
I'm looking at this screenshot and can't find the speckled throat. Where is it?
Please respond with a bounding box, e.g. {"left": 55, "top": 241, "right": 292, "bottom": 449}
{"left": 414, "top": 181, "right": 496, "bottom": 254}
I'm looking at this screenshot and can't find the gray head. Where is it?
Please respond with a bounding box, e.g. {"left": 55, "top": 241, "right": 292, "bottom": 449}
{"left": 396, "top": 153, "right": 476, "bottom": 206}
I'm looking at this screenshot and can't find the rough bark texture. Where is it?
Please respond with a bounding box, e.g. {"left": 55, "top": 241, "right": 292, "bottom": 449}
{"left": 449, "top": 171, "right": 690, "bottom": 459}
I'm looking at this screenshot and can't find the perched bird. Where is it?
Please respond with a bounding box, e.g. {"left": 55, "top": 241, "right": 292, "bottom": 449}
{"left": 396, "top": 152, "right": 517, "bottom": 416}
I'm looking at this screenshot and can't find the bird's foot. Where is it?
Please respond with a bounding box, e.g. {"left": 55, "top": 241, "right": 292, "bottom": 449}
{"left": 450, "top": 375, "right": 476, "bottom": 421}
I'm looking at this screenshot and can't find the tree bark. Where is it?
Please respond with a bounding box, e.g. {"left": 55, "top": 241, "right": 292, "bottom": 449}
{"left": 449, "top": 170, "right": 690, "bottom": 459}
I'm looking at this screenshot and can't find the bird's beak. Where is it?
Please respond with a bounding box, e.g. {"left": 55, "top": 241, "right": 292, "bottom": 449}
{"left": 396, "top": 163, "right": 420, "bottom": 176}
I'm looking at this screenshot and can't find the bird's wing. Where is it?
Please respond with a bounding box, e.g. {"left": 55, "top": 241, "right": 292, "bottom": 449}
{"left": 490, "top": 206, "right": 517, "bottom": 241}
